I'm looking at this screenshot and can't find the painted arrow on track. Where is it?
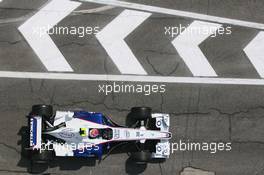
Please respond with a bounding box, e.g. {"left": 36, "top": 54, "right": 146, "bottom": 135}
{"left": 18, "top": 0, "right": 81, "bottom": 72}
{"left": 244, "top": 32, "right": 264, "bottom": 78}
{"left": 96, "top": 9, "right": 151, "bottom": 75}
{"left": 172, "top": 21, "right": 221, "bottom": 77}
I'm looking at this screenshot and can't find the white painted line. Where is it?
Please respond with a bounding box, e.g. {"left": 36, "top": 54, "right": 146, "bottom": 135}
{"left": 1, "top": 6, "right": 113, "bottom": 24}
{"left": 1, "top": 71, "right": 264, "bottom": 86}
{"left": 244, "top": 32, "right": 264, "bottom": 78}
{"left": 74, "top": 5, "right": 114, "bottom": 14}
{"left": 18, "top": 0, "right": 81, "bottom": 72}
{"left": 172, "top": 21, "right": 220, "bottom": 77}
{"left": 80, "top": 0, "right": 264, "bottom": 30}
{"left": 96, "top": 10, "right": 151, "bottom": 75}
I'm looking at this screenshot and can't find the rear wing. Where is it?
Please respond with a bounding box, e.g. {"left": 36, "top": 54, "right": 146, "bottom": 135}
{"left": 151, "top": 113, "right": 171, "bottom": 158}
{"left": 29, "top": 116, "right": 42, "bottom": 150}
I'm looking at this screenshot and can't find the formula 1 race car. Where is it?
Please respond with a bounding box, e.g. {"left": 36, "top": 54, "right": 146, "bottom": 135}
{"left": 26, "top": 105, "right": 171, "bottom": 165}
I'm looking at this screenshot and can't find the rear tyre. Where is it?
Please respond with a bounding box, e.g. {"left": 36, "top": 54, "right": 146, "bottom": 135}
{"left": 130, "top": 107, "right": 152, "bottom": 121}
{"left": 30, "top": 104, "right": 54, "bottom": 131}
{"left": 130, "top": 151, "right": 152, "bottom": 164}
{"left": 31, "top": 104, "right": 53, "bottom": 121}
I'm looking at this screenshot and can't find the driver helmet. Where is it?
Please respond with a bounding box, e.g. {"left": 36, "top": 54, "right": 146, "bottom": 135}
{"left": 89, "top": 128, "right": 100, "bottom": 138}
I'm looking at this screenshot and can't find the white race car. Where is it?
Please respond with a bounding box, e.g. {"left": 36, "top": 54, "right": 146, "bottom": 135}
{"left": 27, "top": 105, "right": 171, "bottom": 164}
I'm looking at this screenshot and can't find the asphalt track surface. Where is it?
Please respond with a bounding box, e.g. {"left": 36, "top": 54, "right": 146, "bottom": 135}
{"left": 1, "top": 0, "right": 264, "bottom": 174}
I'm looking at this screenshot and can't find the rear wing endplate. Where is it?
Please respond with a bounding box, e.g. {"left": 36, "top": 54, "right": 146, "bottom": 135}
{"left": 29, "top": 116, "right": 42, "bottom": 149}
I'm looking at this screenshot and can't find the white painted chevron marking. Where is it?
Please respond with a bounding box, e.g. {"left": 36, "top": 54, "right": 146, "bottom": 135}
{"left": 244, "top": 32, "right": 264, "bottom": 78}
{"left": 172, "top": 21, "right": 221, "bottom": 77}
{"left": 18, "top": 0, "right": 81, "bottom": 72}
{"left": 96, "top": 9, "right": 151, "bottom": 75}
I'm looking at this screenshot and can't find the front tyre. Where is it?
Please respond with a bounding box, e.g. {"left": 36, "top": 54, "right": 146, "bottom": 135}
{"left": 130, "top": 107, "right": 152, "bottom": 121}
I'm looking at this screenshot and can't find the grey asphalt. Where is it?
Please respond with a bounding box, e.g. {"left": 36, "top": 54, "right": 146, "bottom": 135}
{"left": 1, "top": 0, "right": 264, "bottom": 174}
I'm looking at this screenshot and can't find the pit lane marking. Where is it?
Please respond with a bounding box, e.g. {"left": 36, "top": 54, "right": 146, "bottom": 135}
{"left": 2, "top": 71, "right": 264, "bottom": 86}
{"left": 80, "top": 0, "right": 264, "bottom": 79}
{"left": 18, "top": 0, "right": 81, "bottom": 72}
{"left": 80, "top": 0, "right": 264, "bottom": 30}
{"left": 172, "top": 21, "right": 221, "bottom": 77}
{"left": 244, "top": 32, "right": 264, "bottom": 78}
{"left": 96, "top": 9, "right": 151, "bottom": 75}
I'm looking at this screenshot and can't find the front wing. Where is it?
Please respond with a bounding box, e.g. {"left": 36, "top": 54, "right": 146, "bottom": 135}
{"left": 151, "top": 113, "right": 171, "bottom": 158}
